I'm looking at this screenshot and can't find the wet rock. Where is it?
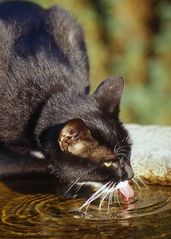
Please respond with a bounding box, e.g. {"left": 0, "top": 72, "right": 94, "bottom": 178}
{"left": 126, "top": 124, "right": 171, "bottom": 185}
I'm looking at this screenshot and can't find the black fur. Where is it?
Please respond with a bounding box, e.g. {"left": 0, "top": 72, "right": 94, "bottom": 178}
{"left": 0, "top": 1, "right": 133, "bottom": 186}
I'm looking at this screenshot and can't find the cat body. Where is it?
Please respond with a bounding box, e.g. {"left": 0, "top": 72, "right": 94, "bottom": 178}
{"left": 0, "top": 1, "right": 133, "bottom": 189}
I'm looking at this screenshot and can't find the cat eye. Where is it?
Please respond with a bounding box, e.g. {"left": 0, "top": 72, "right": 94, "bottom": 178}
{"left": 103, "top": 161, "right": 118, "bottom": 169}
{"left": 103, "top": 161, "right": 113, "bottom": 167}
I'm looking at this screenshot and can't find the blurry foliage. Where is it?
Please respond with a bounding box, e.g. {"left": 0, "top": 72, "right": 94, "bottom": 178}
{"left": 2, "top": 0, "right": 171, "bottom": 125}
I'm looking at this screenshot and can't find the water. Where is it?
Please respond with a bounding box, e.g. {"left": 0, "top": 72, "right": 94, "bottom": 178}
{"left": 0, "top": 177, "right": 170, "bottom": 239}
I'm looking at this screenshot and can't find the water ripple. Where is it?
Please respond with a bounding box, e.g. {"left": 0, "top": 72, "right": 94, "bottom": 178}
{"left": 0, "top": 181, "right": 171, "bottom": 239}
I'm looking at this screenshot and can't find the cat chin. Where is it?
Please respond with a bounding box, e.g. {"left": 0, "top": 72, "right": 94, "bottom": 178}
{"left": 77, "top": 181, "right": 103, "bottom": 189}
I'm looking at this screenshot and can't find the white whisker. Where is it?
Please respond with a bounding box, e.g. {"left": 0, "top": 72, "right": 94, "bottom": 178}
{"left": 84, "top": 202, "right": 91, "bottom": 214}
{"left": 72, "top": 184, "right": 83, "bottom": 198}
{"left": 113, "top": 190, "right": 117, "bottom": 204}
{"left": 107, "top": 191, "right": 113, "bottom": 212}
{"left": 116, "top": 152, "right": 128, "bottom": 160}
{"left": 118, "top": 148, "right": 128, "bottom": 154}
{"left": 137, "top": 176, "right": 148, "bottom": 188}
{"left": 131, "top": 162, "right": 136, "bottom": 167}
{"left": 98, "top": 182, "right": 113, "bottom": 211}
{"left": 107, "top": 183, "right": 116, "bottom": 212}
{"left": 113, "top": 142, "right": 120, "bottom": 154}
{"left": 132, "top": 178, "right": 142, "bottom": 190}
{"left": 116, "top": 190, "right": 121, "bottom": 206}
{"left": 64, "top": 177, "right": 80, "bottom": 195}
{"left": 78, "top": 182, "right": 110, "bottom": 212}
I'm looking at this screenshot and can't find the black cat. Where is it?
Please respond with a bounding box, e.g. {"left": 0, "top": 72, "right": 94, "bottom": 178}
{"left": 0, "top": 1, "right": 134, "bottom": 194}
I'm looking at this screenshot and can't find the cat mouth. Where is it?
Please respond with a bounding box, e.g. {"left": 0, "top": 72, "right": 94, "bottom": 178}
{"left": 77, "top": 180, "right": 134, "bottom": 212}
{"left": 78, "top": 180, "right": 134, "bottom": 200}
{"left": 114, "top": 180, "right": 134, "bottom": 200}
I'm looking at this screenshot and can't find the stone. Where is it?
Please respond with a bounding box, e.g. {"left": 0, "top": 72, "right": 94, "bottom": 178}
{"left": 126, "top": 124, "right": 171, "bottom": 185}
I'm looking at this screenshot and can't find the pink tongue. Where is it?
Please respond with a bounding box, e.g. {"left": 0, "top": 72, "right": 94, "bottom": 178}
{"left": 118, "top": 181, "right": 134, "bottom": 200}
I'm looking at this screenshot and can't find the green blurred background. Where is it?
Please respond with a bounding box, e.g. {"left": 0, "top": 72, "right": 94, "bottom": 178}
{"left": 4, "top": 0, "right": 171, "bottom": 125}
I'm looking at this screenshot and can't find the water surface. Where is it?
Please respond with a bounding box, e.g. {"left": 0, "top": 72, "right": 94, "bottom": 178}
{"left": 0, "top": 176, "right": 170, "bottom": 239}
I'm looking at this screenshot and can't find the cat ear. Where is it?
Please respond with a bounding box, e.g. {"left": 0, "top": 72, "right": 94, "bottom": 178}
{"left": 58, "top": 119, "right": 91, "bottom": 153}
{"left": 94, "top": 76, "right": 124, "bottom": 115}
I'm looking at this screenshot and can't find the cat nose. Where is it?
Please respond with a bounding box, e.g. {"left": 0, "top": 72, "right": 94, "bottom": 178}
{"left": 124, "top": 164, "right": 134, "bottom": 180}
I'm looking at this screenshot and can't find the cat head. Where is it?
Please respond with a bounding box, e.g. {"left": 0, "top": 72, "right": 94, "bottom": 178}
{"left": 37, "top": 76, "right": 134, "bottom": 189}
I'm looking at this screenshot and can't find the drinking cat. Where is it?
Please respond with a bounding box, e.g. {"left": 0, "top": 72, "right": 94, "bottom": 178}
{"left": 0, "top": 1, "right": 134, "bottom": 208}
